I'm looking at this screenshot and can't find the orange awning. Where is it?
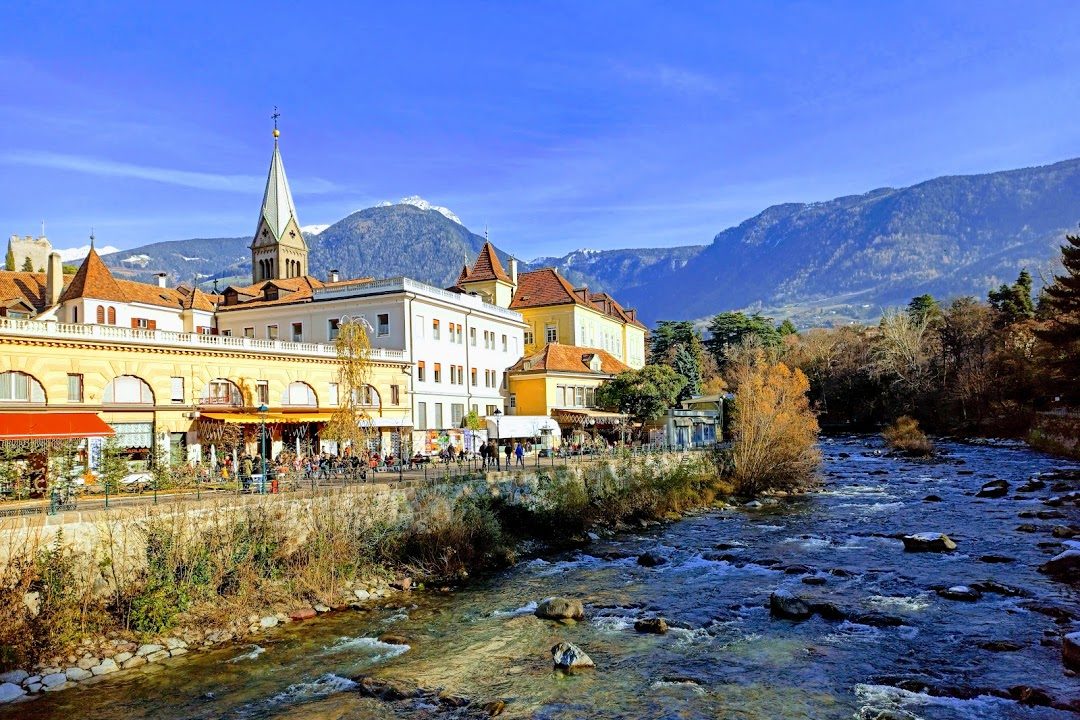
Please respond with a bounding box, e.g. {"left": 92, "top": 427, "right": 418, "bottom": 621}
{"left": 0, "top": 412, "right": 116, "bottom": 441}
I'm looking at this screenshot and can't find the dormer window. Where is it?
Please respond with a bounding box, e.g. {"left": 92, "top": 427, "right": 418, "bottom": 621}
{"left": 263, "top": 285, "right": 279, "bottom": 301}
{"left": 224, "top": 289, "right": 238, "bottom": 306}
{"left": 584, "top": 354, "right": 602, "bottom": 372}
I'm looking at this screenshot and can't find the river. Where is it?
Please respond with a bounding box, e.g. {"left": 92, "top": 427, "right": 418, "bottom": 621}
{"left": 9, "top": 435, "right": 1080, "bottom": 719}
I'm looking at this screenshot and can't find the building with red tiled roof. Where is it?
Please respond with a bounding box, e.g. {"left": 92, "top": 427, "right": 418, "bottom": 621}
{"left": 507, "top": 342, "right": 630, "bottom": 436}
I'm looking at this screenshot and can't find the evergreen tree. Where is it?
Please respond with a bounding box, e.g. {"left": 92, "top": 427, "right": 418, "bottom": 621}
{"left": 907, "top": 294, "right": 941, "bottom": 325}
{"left": 649, "top": 320, "right": 698, "bottom": 363}
{"left": 1036, "top": 235, "right": 1080, "bottom": 397}
{"left": 672, "top": 344, "right": 701, "bottom": 400}
{"left": 778, "top": 319, "right": 798, "bottom": 336}
{"left": 4, "top": 246, "right": 14, "bottom": 271}
{"left": 20, "top": 257, "right": 33, "bottom": 272}
{"left": 988, "top": 269, "right": 1035, "bottom": 325}
{"left": 705, "top": 311, "right": 781, "bottom": 366}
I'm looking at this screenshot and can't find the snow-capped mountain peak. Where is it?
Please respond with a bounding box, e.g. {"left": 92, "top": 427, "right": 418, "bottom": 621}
{"left": 301, "top": 224, "right": 330, "bottom": 235}
{"left": 379, "top": 196, "right": 463, "bottom": 225}
{"left": 57, "top": 244, "right": 121, "bottom": 262}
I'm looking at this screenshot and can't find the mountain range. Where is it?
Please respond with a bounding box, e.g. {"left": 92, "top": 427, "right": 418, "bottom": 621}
{"left": 98, "top": 158, "right": 1080, "bottom": 327}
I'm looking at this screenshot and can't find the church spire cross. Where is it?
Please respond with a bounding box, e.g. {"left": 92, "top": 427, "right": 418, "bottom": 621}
{"left": 272, "top": 106, "right": 281, "bottom": 140}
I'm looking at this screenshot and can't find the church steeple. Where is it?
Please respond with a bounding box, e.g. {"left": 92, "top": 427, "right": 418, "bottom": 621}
{"left": 251, "top": 110, "right": 308, "bottom": 283}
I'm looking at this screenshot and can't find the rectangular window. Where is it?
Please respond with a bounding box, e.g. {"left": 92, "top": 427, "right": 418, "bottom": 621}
{"left": 586, "top": 387, "right": 596, "bottom": 407}
{"left": 471, "top": 403, "right": 478, "bottom": 415}
{"left": 524, "top": 329, "right": 534, "bottom": 345}
{"left": 390, "top": 385, "right": 400, "bottom": 405}
{"left": 509, "top": 393, "right": 517, "bottom": 410}
{"left": 417, "top": 361, "right": 426, "bottom": 382}
{"left": 328, "top": 318, "right": 340, "bottom": 340}
{"left": 545, "top": 324, "right": 557, "bottom": 343}
{"left": 432, "top": 319, "right": 440, "bottom": 340}
{"left": 170, "top": 377, "right": 184, "bottom": 404}
{"left": 501, "top": 334, "right": 508, "bottom": 352}
{"left": 377, "top": 313, "right": 389, "bottom": 336}
{"left": 451, "top": 403, "right": 464, "bottom": 426}
{"left": 328, "top": 382, "right": 339, "bottom": 406}
{"left": 459, "top": 365, "right": 465, "bottom": 384}
{"left": 434, "top": 402, "right": 443, "bottom": 429}
{"left": 485, "top": 404, "right": 498, "bottom": 416}
{"left": 221, "top": 329, "right": 232, "bottom": 337}
{"left": 575, "top": 386, "right": 585, "bottom": 407}
{"left": 197, "top": 326, "right": 213, "bottom": 335}
{"left": 416, "top": 315, "right": 425, "bottom": 339}
{"left": 557, "top": 385, "right": 567, "bottom": 407}
{"left": 67, "top": 374, "right": 84, "bottom": 402}
{"left": 434, "top": 363, "right": 442, "bottom": 383}
{"left": 471, "top": 368, "right": 478, "bottom": 386}
{"left": 470, "top": 327, "right": 477, "bottom": 346}
{"left": 417, "top": 401, "right": 428, "bottom": 430}
{"left": 243, "top": 327, "right": 254, "bottom": 338}
{"left": 291, "top": 322, "right": 303, "bottom": 342}
{"left": 457, "top": 324, "right": 463, "bottom": 343}
{"left": 267, "top": 324, "right": 278, "bottom": 340}
{"left": 257, "top": 381, "right": 269, "bottom": 405}
{"left": 131, "top": 317, "right": 154, "bottom": 330}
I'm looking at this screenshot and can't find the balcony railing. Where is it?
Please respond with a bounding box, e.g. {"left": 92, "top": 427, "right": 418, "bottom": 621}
{"left": 313, "top": 276, "right": 525, "bottom": 322}
{"left": 0, "top": 317, "right": 408, "bottom": 362}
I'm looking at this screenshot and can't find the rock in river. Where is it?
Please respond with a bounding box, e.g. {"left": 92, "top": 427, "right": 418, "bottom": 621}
{"left": 535, "top": 597, "right": 585, "bottom": 621}
{"left": 551, "top": 641, "right": 594, "bottom": 670}
{"left": 634, "top": 617, "right": 669, "bottom": 634}
{"left": 976, "top": 479, "right": 1009, "bottom": 498}
{"left": 937, "top": 585, "right": 981, "bottom": 601}
{"left": 769, "top": 588, "right": 812, "bottom": 620}
{"left": 901, "top": 533, "right": 957, "bottom": 552}
{"left": 637, "top": 551, "right": 667, "bottom": 567}
{"left": 1039, "top": 549, "right": 1080, "bottom": 579}
{"left": 1064, "top": 631, "right": 1080, "bottom": 671}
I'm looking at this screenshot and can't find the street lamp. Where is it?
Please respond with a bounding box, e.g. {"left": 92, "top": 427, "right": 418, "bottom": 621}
{"left": 492, "top": 408, "right": 502, "bottom": 470}
{"left": 257, "top": 403, "right": 269, "bottom": 493}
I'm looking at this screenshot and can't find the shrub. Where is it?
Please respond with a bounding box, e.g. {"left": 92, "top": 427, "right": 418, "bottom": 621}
{"left": 883, "top": 415, "right": 934, "bottom": 456}
{"left": 725, "top": 352, "right": 822, "bottom": 495}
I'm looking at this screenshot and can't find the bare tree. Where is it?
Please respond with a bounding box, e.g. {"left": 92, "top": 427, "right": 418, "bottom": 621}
{"left": 324, "top": 319, "right": 374, "bottom": 454}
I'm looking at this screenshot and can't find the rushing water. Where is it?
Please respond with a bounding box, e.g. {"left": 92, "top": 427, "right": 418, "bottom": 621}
{"left": 9, "top": 435, "right": 1080, "bottom": 719}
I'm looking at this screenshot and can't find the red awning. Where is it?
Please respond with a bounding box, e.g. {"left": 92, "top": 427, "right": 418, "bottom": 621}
{"left": 0, "top": 413, "right": 116, "bottom": 441}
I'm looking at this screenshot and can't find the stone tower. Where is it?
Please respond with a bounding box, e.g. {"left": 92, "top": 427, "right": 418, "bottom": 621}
{"left": 250, "top": 126, "right": 308, "bottom": 283}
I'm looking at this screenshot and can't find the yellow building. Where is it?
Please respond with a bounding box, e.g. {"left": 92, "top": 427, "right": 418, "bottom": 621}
{"left": 454, "top": 252, "right": 647, "bottom": 369}
{"left": 506, "top": 343, "right": 629, "bottom": 441}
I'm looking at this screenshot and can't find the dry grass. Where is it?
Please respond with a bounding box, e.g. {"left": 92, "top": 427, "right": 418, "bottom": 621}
{"left": 883, "top": 415, "right": 934, "bottom": 456}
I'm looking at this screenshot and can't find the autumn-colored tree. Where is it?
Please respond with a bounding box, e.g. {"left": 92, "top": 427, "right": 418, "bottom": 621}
{"left": 323, "top": 319, "right": 374, "bottom": 454}
{"left": 882, "top": 415, "right": 933, "bottom": 456}
{"left": 725, "top": 352, "right": 821, "bottom": 495}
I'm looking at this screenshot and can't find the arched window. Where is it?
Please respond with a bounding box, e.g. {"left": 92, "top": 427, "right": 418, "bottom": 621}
{"left": 199, "top": 378, "right": 243, "bottom": 407}
{"left": 107, "top": 306, "right": 116, "bottom": 325}
{"left": 354, "top": 385, "right": 380, "bottom": 408}
{"left": 96, "top": 306, "right": 105, "bottom": 324}
{"left": 103, "top": 375, "right": 154, "bottom": 404}
{"left": 282, "top": 381, "right": 317, "bottom": 406}
{"left": 0, "top": 371, "right": 46, "bottom": 403}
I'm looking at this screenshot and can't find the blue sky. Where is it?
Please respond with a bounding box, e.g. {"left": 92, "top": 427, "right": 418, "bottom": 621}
{"left": 3, "top": 1, "right": 1080, "bottom": 258}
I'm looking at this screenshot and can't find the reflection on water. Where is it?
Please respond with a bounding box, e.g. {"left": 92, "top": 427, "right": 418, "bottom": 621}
{"left": 8, "top": 436, "right": 1080, "bottom": 719}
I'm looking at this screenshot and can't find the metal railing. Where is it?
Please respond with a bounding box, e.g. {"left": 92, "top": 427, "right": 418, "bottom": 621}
{"left": 0, "top": 316, "right": 407, "bottom": 361}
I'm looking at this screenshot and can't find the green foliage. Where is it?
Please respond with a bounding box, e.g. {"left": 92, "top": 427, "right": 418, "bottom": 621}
{"left": 988, "top": 269, "right": 1035, "bottom": 325}
{"left": 672, "top": 345, "right": 701, "bottom": 399}
{"left": 649, "top": 320, "right": 698, "bottom": 362}
{"left": 705, "top": 312, "right": 781, "bottom": 366}
{"left": 97, "top": 438, "right": 129, "bottom": 494}
{"left": 463, "top": 408, "right": 484, "bottom": 431}
{"left": 907, "top": 294, "right": 941, "bottom": 325}
{"left": 778, "top": 319, "right": 798, "bottom": 336}
{"left": 4, "top": 246, "right": 13, "bottom": 271}
{"left": 595, "top": 365, "right": 687, "bottom": 428}
{"left": 20, "top": 257, "right": 33, "bottom": 272}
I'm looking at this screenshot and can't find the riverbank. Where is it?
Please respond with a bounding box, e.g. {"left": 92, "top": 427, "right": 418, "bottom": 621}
{"left": 0, "top": 450, "right": 727, "bottom": 704}
{"left": 4, "top": 434, "right": 1077, "bottom": 720}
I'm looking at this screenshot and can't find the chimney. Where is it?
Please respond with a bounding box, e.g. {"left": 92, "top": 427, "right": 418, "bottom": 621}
{"left": 328, "top": 269, "right": 340, "bottom": 283}
{"left": 509, "top": 257, "right": 518, "bottom": 285}
{"left": 46, "top": 252, "right": 62, "bottom": 306}
{"left": 155, "top": 272, "right": 168, "bottom": 288}
{"left": 627, "top": 308, "right": 637, "bottom": 322}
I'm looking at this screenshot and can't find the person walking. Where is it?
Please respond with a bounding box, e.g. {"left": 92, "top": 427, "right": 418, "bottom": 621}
{"left": 504, "top": 442, "right": 513, "bottom": 469}
{"left": 480, "top": 440, "right": 489, "bottom": 468}
{"left": 514, "top": 441, "right": 525, "bottom": 468}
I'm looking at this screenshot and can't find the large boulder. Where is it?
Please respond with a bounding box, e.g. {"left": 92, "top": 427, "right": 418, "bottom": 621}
{"left": 634, "top": 617, "right": 669, "bottom": 634}
{"left": 1064, "top": 632, "right": 1080, "bottom": 671}
{"left": 551, "top": 641, "right": 594, "bottom": 670}
{"left": 1039, "top": 549, "right": 1080, "bottom": 579}
{"left": 937, "top": 585, "right": 981, "bottom": 601}
{"left": 976, "top": 479, "right": 1009, "bottom": 498}
{"left": 769, "top": 588, "right": 812, "bottom": 620}
{"left": 901, "top": 533, "right": 957, "bottom": 552}
{"left": 637, "top": 552, "right": 667, "bottom": 567}
{"left": 535, "top": 597, "right": 584, "bottom": 621}
{"left": 0, "top": 683, "right": 25, "bottom": 703}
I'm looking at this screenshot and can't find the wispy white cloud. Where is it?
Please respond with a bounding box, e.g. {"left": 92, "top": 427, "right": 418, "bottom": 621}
{"left": 0, "top": 151, "right": 339, "bottom": 194}
{"left": 613, "top": 63, "right": 728, "bottom": 96}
